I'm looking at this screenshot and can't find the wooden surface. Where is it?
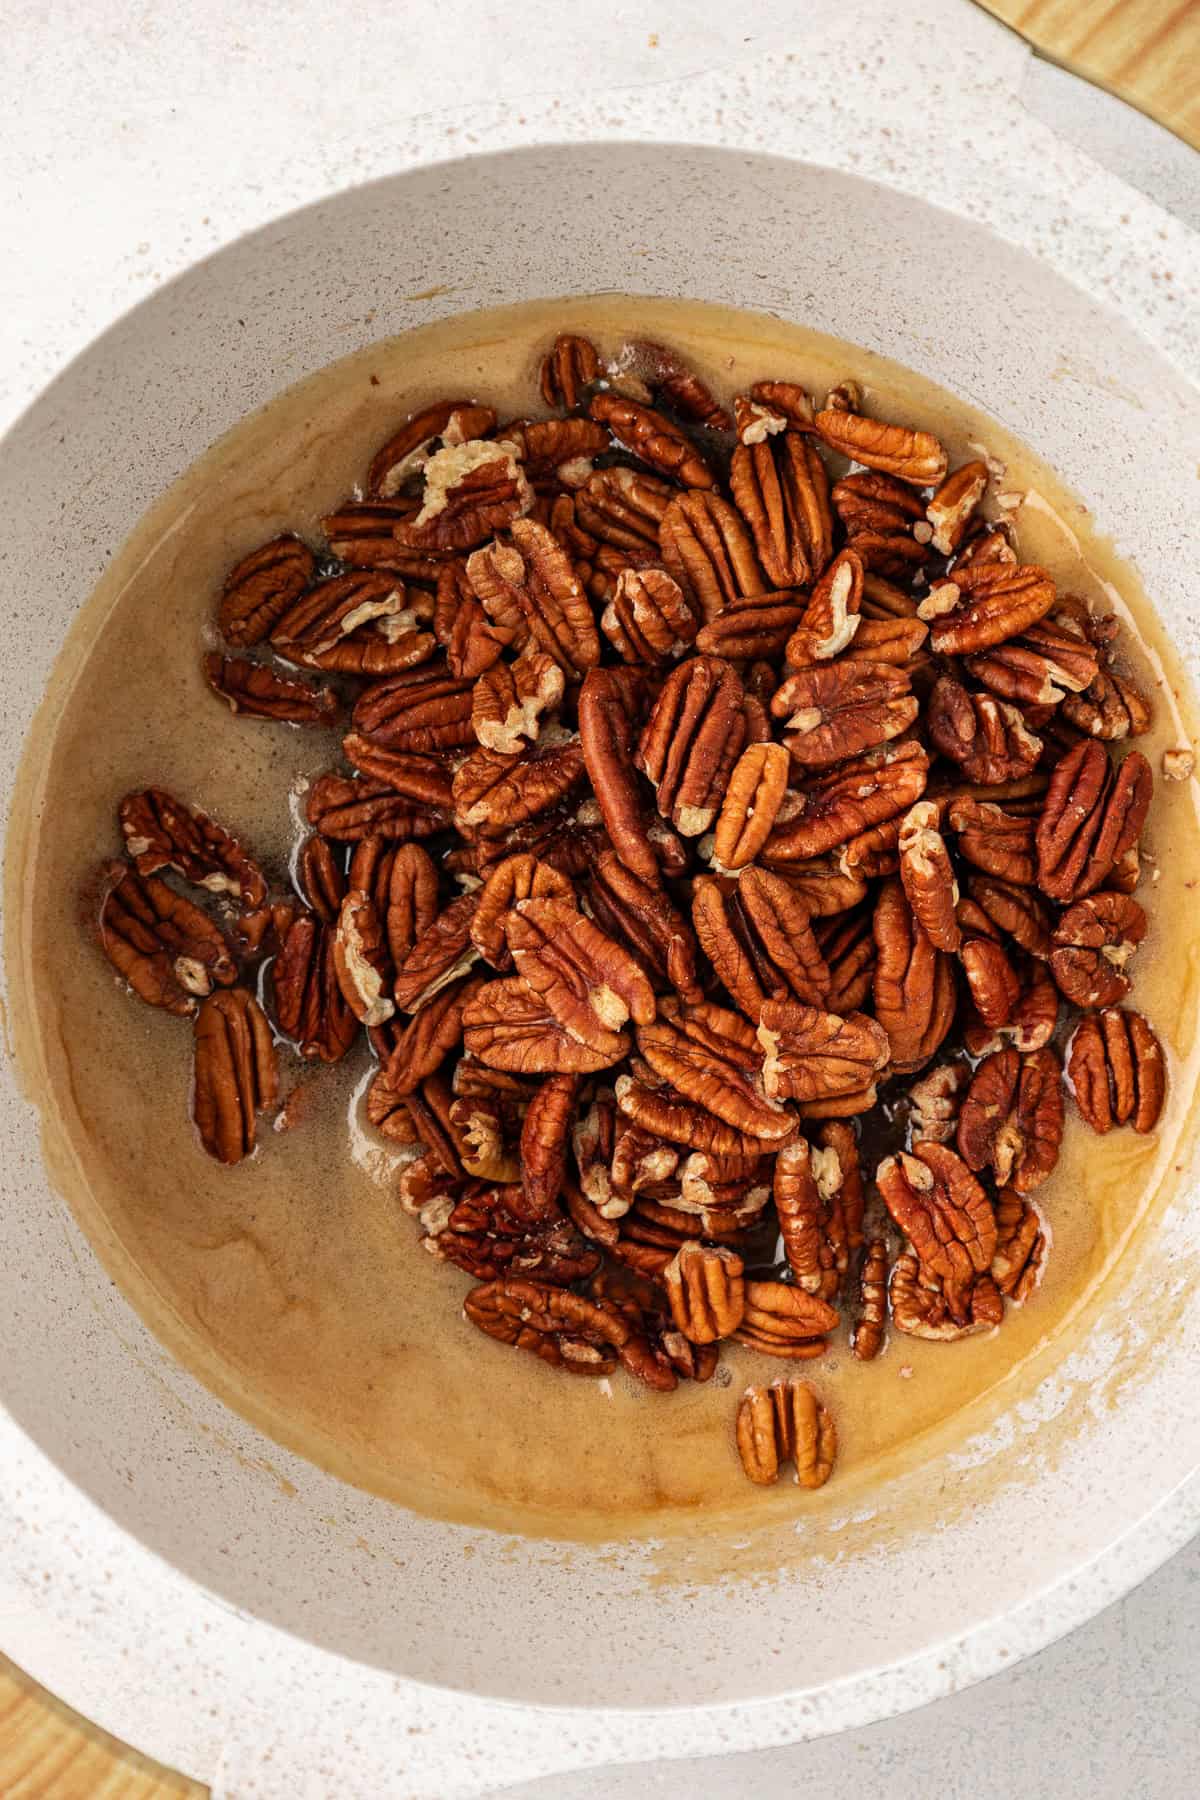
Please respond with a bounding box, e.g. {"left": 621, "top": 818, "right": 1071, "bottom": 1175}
{"left": 979, "top": 0, "right": 1200, "bottom": 147}
{"left": 3, "top": 5, "right": 1196, "bottom": 1794}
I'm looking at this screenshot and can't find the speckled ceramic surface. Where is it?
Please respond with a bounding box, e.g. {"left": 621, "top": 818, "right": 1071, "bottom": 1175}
{"left": 2, "top": 2, "right": 1199, "bottom": 1794}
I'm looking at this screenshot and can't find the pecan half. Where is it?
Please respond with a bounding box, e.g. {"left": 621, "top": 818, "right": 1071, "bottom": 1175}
{"left": 332, "top": 887, "right": 395, "bottom": 1026}
{"left": 577, "top": 666, "right": 657, "bottom": 885}
{"left": 693, "top": 868, "right": 831, "bottom": 1020}
{"left": 1066, "top": 1007, "right": 1165, "bottom": 1135}
{"left": 965, "top": 875, "right": 1054, "bottom": 959}
{"left": 575, "top": 464, "right": 673, "bottom": 554}
{"left": 959, "top": 934, "right": 1020, "bottom": 1030}
{"left": 1062, "top": 664, "right": 1153, "bottom": 740}
{"left": 340, "top": 737, "right": 455, "bottom": 806}
{"left": 661, "top": 1242, "right": 745, "bottom": 1343}
{"left": 898, "top": 800, "right": 960, "bottom": 952}
{"left": 468, "top": 853, "right": 572, "bottom": 971}
{"left": 462, "top": 976, "right": 623, "bottom": 1074}
{"left": 392, "top": 891, "right": 481, "bottom": 1012}
{"left": 928, "top": 676, "right": 1042, "bottom": 785}
{"left": 452, "top": 738, "right": 586, "bottom": 836}
{"left": 393, "top": 439, "right": 532, "bottom": 553}
{"left": 729, "top": 430, "right": 832, "bottom": 588}
{"left": 889, "top": 1251, "right": 1004, "bottom": 1340}
{"left": 809, "top": 909, "right": 875, "bottom": 1015}
{"left": 947, "top": 797, "right": 1037, "bottom": 885}
{"left": 351, "top": 664, "right": 475, "bottom": 752}
{"left": 757, "top": 1000, "right": 890, "bottom": 1109}
{"left": 120, "top": 787, "right": 266, "bottom": 909}
{"left": 658, "top": 490, "right": 765, "bottom": 623}
{"left": 871, "top": 877, "right": 956, "bottom": 1072}
{"left": 1035, "top": 741, "right": 1152, "bottom": 902}
{"left": 991, "top": 1189, "right": 1047, "bottom": 1301}
{"left": 218, "top": 534, "right": 315, "bottom": 647}
{"left": 517, "top": 1073, "right": 580, "bottom": 1218}
{"left": 963, "top": 954, "right": 1059, "bottom": 1057}
{"left": 204, "top": 652, "right": 338, "bottom": 726}
{"left": 507, "top": 417, "right": 608, "bottom": 484}
{"left": 956, "top": 1046, "right": 1064, "bottom": 1192}
{"left": 906, "top": 1060, "right": 969, "bottom": 1143}
{"left": 773, "top": 1136, "right": 842, "bottom": 1298}
{"left": 877, "top": 1142, "right": 997, "bottom": 1323}
{"left": 620, "top": 339, "right": 733, "bottom": 429}
{"left": 96, "top": 860, "right": 238, "bottom": 1014}
{"left": 601, "top": 567, "right": 698, "bottom": 665}
{"left": 760, "top": 857, "right": 868, "bottom": 917}
{"left": 272, "top": 912, "right": 359, "bottom": 1062}
{"left": 371, "top": 841, "right": 439, "bottom": 968}
{"left": 540, "top": 333, "right": 601, "bottom": 410}
{"left": 964, "top": 617, "right": 1099, "bottom": 706}
{"left": 637, "top": 1000, "right": 796, "bottom": 1143}
{"left": 925, "top": 461, "right": 989, "bottom": 555}
{"left": 365, "top": 399, "right": 497, "bottom": 498}
{"left": 919, "top": 563, "right": 1056, "bottom": 656}
{"left": 695, "top": 591, "right": 808, "bottom": 662}
{"left": 465, "top": 1277, "right": 637, "bottom": 1381}
{"left": 322, "top": 499, "right": 446, "bottom": 581}
{"left": 306, "top": 774, "right": 451, "bottom": 842}
{"left": 588, "top": 391, "right": 715, "bottom": 489}
{"left": 737, "top": 1380, "right": 837, "bottom": 1487}
{"left": 271, "top": 571, "right": 434, "bottom": 676}
{"left": 761, "top": 741, "right": 929, "bottom": 864}
{"left": 711, "top": 741, "right": 791, "bottom": 871}
{"left": 783, "top": 548, "right": 864, "bottom": 666}
{"left": 501, "top": 516, "right": 601, "bottom": 679}
{"left": 1048, "top": 891, "right": 1143, "bottom": 1010}
{"left": 505, "top": 895, "right": 655, "bottom": 1054}
{"left": 852, "top": 1238, "right": 890, "bottom": 1361}
{"left": 772, "top": 660, "right": 917, "bottom": 770}
{"left": 191, "top": 988, "right": 278, "bottom": 1164}
{"left": 734, "top": 1281, "right": 839, "bottom": 1358}
{"left": 587, "top": 850, "right": 701, "bottom": 1001}
{"left": 814, "top": 407, "right": 947, "bottom": 487}
{"left": 635, "top": 655, "right": 747, "bottom": 837}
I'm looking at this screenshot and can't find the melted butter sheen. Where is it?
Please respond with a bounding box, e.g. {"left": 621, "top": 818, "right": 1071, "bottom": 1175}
{"left": 7, "top": 295, "right": 1200, "bottom": 1540}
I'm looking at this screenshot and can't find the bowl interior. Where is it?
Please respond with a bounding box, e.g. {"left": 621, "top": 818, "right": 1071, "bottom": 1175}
{"left": 2, "top": 141, "right": 1199, "bottom": 1710}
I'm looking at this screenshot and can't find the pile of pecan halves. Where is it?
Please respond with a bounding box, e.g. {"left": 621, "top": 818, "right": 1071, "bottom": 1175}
{"left": 93, "top": 330, "right": 1173, "bottom": 1491}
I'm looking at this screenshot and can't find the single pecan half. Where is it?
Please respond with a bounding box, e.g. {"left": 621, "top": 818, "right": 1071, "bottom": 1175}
{"left": 272, "top": 912, "right": 359, "bottom": 1062}
{"left": 506, "top": 417, "right": 608, "bottom": 485}
{"left": 306, "top": 773, "right": 451, "bottom": 842}
{"left": 889, "top": 1251, "right": 1004, "bottom": 1340}
{"left": 587, "top": 850, "right": 701, "bottom": 1001}
{"left": 925, "top": 461, "right": 989, "bottom": 555}
{"left": 635, "top": 654, "right": 747, "bottom": 837}
{"left": 898, "top": 800, "right": 961, "bottom": 953}
{"left": 505, "top": 895, "right": 656, "bottom": 1054}
{"left": 614, "top": 1071, "right": 771, "bottom": 1160}
{"left": 575, "top": 463, "right": 673, "bottom": 555}
{"left": 694, "top": 591, "right": 808, "bottom": 662}
{"left": 270, "top": 571, "right": 435, "bottom": 676}
{"left": 1062, "top": 663, "right": 1153, "bottom": 740}
{"left": 1050, "top": 891, "right": 1146, "bottom": 1008}
{"left": 540, "top": 333, "right": 601, "bottom": 411}
{"left": 693, "top": 868, "right": 831, "bottom": 1021}
{"left": 919, "top": 563, "right": 1056, "bottom": 656}
{"left": 618, "top": 339, "right": 734, "bottom": 429}
{"left": 658, "top": 490, "right": 765, "bottom": 623}
{"left": 516, "top": 1073, "right": 580, "bottom": 1219}
{"left": 204, "top": 652, "right": 338, "bottom": 726}
{"left": 965, "top": 874, "right": 1054, "bottom": 959}
{"left": 758, "top": 857, "right": 868, "bottom": 917}
{"left": 946, "top": 796, "right": 1037, "bottom": 885}
{"left": 733, "top": 1281, "right": 839, "bottom": 1359}
{"left": 959, "top": 934, "right": 1021, "bottom": 1030}
{"left": 956, "top": 1046, "right": 1064, "bottom": 1192}
{"left": 392, "top": 891, "right": 481, "bottom": 1012}
{"left": 736, "top": 1380, "right": 837, "bottom": 1487}
{"left": 96, "top": 860, "right": 238, "bottom": 1014}
{"left": 906, "top": 1059, "right": 969, "bottom": 1143}
{"left": 729, "top": 430, "right": 832, "bottom": 589}
{"left": 871, "top": 877, "right": 957, "bottom": 1072}
{"left": 711, "top": 741, "right": 791, "bottom": 872}
{"left": 321, "top": 499, "right": 447, "bottom": 582}
{"left": 340, "top": 737, "right": 455, "bottom": 807}
{"left": 468, "top": 852, "right": 573, "bottom": 970}
{"left": 577, "top": 666, "right": 657, "bottom": 885}
{"left": 465, "top": 1277, "right": 631, "bottom": 1380}
{"left": 771, "top": 660, "right": 917, "bottom": 770}
{"left": 600, "top": 567, "right": 698, "bottom": 665}
{"left": 424, "top": 1184, "right": 598, "bottom": 1286}
{"left": 462, "top": 975, "right": 623, "bottom": 1074}
{"left": 877, "top": 1142, "right": 997, "bottom": 1324}
{"left": 773, "top": 1136, "right": 844, "bottom": 1298}
{"left": 812, "top": 908, "right": 876, "bottom": 1016}
{"left": 218, "top": 534, "right": 315, "bottom": 647}
{"left": 332, "top": 887, "right": 395, "bottom": 1026}
{"left": 501, "top": 516, "right": 601, "bottom": 679}
{"left": 963, "top": 954, "right": 1059, "bottom": 1057}
{"left": 852, "top": 1238, "right": 890, "bottom": 1361}
{"left": 928, "top": 675, "right": 1042, "bottom": 786}
{"left": 783, "top": 548, "right": 864, "bottom": 666}
{"left": 191, "top": 987, "right": 278, "bottom": 1164}
{"left": 588, "top": 390, "right": 715, "bottom": 489}
{"left": 1066, "top": 1007, "right": 1166, "bottom": 1135}
{"left": 964, "top": 617, "right": 1099, "bottom": 706}
{"left": 661, "top": 1242, "right": 746, "bottom": 1343}
{"left": 637, "top": 999, "right": 796, "bottom": 1143}
{"left": 352, "top": 664, "right": 475, "bottom": 752}
{"left": 757, "top": 999, "right": 890, "bottom": 1109}
{"left": 452, "top": 737, "right": 586, "bottom": 837}
{"left": 120, "top": 787, "right": 266, "bottom": 909}
{"left": 761, "top": 741, "right": 929, "bottom": 865}
{"left": 814, "top": 407, "right": 947, "bottom": 487}
{"left": 991, "top": 1189, "right": 1047, "bottom": 1302}
{"left": 1035, "top": 741, "right": 1152, "bottom": 902}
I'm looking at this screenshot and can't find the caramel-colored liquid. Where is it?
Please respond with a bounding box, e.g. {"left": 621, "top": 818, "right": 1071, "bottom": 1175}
{"left": 7, "top": 296, "right": 1200, "bottom": 1540}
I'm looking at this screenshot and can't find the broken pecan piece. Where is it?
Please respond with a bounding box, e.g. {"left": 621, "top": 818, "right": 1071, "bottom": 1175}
{"left": 925, "top": 461, "right": 988, "bottom": 555}
{"left": 991, "top": 1189, "right": 1047, "bottom": 1301}
{"left": 889, "top": 1251, "right": 1004, "bottom": 1340}
{"left": 736, "top": 1380, "right": 836, "bottom": 1486}
{"left": 872, "top": 877, "right": 956, "bottom": 1073}
{"left": 959, "top": 934, "right": 1020, "bottom": 1030}
{"left": 1066, "top": 1007, "right": 1165, "bottom": 1135}
{"left": 394, "top": 439, "right": 533, "bottom": 553}
{"left": 306, "top": 774, "right": 451, "bottom": 843}
{"left": 120, "top": 787, "right": 266, "bottom": 909}
{"left": 774, "top": 1137, "right": 836, "bottom": 1298}
{"left": 589, "top": 390, "right": 715, "bottom": 489}
{"left": 757, "top": 1000, "right": 890, "bottom": 1109}
{"left": 365, "top": 399, "right": 498, "bottom": 498}
{"left": 204, "top": 652, "right": 338, "bottom": 726}
{"left": 191, "top": 987, "right": 278, "bottom": 1164}
{"left": 662, "top": 1242, "right": 746, "bottom": 1343}
{"left": 218, "top": 534, "right": 315, "bottom": 647}
{"left": 898, "top": 800, "right": 960, "bottom": 953}
{"left": 815, "top": 407, "right": 947, "bottom": 487}
{"left": 956, "top": 1046, "right": 1064, "bottom": 1192}
{"left": 1062, "top": 663, "right": 1152, "bottom": 740}
{"left": 96, "top": 860, "right": 238, "bottom": 1015}
{"left": 1035, "top": 741, "right": 1152, "bottom": 902}
{"left": 470, "top": 651, "right": 564, "bottom": 754}
{"left": 852, "top": 1238, "right": 890, "bottom": 1361}
{"left": 426, "top": 1186, "right": 599, "bottom": 1286}
{"left": 906, "top": 1059, "right": 969, "bottom": 1144}
{"left": 928, "top": 675, "right": 1042, "bottom": 786}
{"left": 1050, "top": 890, "right": 1146, "bottom": 1008}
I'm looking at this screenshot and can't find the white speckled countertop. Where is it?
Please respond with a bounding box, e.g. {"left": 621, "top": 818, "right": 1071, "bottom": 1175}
{"left": 2, "top": 1, "right": 1198, "bottom": 1794}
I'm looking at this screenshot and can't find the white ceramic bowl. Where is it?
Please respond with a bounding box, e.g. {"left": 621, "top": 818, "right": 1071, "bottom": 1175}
{"left": 2, "top": 94, "right": 1200, "bottom": 1799}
